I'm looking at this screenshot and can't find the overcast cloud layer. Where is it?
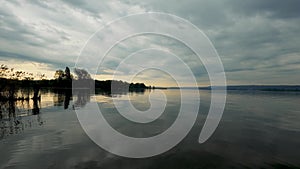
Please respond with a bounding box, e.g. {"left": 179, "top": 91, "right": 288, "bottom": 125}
{"left": 0, "top": 0, "right": 299, "bottom": 86}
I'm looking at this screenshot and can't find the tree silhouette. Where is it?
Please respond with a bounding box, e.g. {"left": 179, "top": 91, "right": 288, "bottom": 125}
{"left": 54, "top": 69, "right": 64, "bottom": 80}
{"left": 74, "top": 68, "right": 91, "bottom": 80}
{"left": 65, "top": 67, "right": 71, "bottom": 80}
{"left": 0, "top": 64, "right": 9, "bottom": 78}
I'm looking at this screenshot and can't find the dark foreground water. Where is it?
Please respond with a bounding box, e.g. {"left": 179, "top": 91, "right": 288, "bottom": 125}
{"left": 0, "top": 89, "right": 300, "bottom": 169}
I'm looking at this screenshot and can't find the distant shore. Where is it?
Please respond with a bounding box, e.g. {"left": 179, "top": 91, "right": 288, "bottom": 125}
{"left": 167, "top": 85, "right": 300, "bottom": 92}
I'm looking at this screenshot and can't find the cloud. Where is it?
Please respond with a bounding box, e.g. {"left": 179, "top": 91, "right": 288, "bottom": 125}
{"left": 0, "top": 0, "right": 145, "bottom": 73}
{"left": 225, "top": 0, "right": 300, "bottom": 19}
{"left": 0, "top": 0, "right": 299, "bottom": 85}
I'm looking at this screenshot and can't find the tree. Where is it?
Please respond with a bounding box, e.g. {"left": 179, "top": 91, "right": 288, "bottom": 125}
{"left": 65, "top": 67, "right": 71, "bottom": 80}
{"left": 0, "top": 65, "right": 34, "bottom": 80}
{"left": 74, "top": 68, "right": 91, "bottom": 80}
{"left": 0, "top": 64, "right": 9, "bottom": 78}
{"left": 36, "top": 73, "right": 46, "bottom": 80}
{"left": 54, "top": 69, "right": 64, "bottom": 80}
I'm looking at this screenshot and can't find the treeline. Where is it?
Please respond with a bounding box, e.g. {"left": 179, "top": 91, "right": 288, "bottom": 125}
{"left": 0, "top": 65, "right": 150, "bottom": 101}
{"left": 95, "top": 80, "right": 148, "bottom": 92}
{"left": 0, "top": 78, "right": 149, "bottom": 90}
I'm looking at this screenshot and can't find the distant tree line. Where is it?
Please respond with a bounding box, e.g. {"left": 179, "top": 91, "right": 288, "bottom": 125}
{"left": 0, "top": 64, "right": 150, "bottom": 101}
{"left": 95, "top": 80, "right": 148, "bottom": 92}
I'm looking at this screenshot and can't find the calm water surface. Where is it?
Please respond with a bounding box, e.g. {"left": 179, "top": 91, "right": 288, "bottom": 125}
{"left": 0, "top": 89, "right": 300, "bottom": 169}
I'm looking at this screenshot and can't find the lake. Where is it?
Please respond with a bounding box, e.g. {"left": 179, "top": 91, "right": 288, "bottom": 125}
{"left": 0, "top": 89, "right": 300, "bottom": 169}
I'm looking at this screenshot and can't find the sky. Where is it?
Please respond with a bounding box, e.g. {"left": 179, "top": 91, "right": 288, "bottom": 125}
{"left": 0, "top": 0, "right": 299, "bottom": 86}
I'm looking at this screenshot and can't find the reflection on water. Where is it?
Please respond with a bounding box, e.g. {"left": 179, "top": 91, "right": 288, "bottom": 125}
{"left": 53, "top": 89, "right": 72, "bottom": 109}
{"left": 0, "top": 89, "right": 300, "bottom": 169}
{"left": 0, "top": 88, "right": 144, "bottom": 140}
{"left": 0, "top": 89, "right": 73, "bottom": 140}
{"left": 0, "top": 99, "right": 44, "bottom": 140}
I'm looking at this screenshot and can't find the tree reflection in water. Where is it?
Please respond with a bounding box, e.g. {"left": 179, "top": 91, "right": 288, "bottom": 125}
{"left": 73, "top": 89, "right": 91, "bottom": 109}
{"left": 53, "top": 89, "right": 72, "bottom": 109}
{"left": 0, "top": 89, "right": 43, "bottom": 140}
{"left": 0, "top": 88, "right": 147, "bottom": 139}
